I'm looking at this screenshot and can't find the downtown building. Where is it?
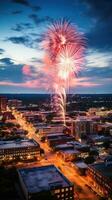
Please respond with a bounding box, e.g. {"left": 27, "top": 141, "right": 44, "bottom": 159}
{"left": 0, "top": 96, "right": 7, "bottom": 111}
{"left": 8, "top": 99, "right": 22, "bottom": 108}
{"left": 18, "top": 165, "right": 74, "bottom": 200}
{"left": 72, "top": 117, "right": 94, "bottom": 140}
{"left": 47, "top": 134, "right": 75, "bottom": 149}
{"left": 0, "top": 139, "right": 40, "bottom": 162}
{"left": 87, "top": 158, "right": 112, "bottom": 198}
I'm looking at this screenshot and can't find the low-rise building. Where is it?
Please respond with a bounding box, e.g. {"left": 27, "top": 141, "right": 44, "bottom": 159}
{"left": 0, "top": 139, "right": 40, "bottom": 162}
{"left": 48, "top": 135, "right": 74, "bottom": 148}
{"left": 59, "top": 149, "right": 80, "bottom": 162}
{"left": 55, "top": 143, "right": 74, "bottom": 151}
{"left": 87, "top": 160, "right": 112, "bottom": 198}
{"left": 18, "top": 165, "right": 74, "bottom": 200}
{"left": 46, "top": 133, "right": 66, "bottom": 140}
{"left": 72, "top": 161, "right": 88, "bottom": 176}
{"left": 38, "top": 124, "right": 64, "bottom": 135}
{"left": 8, "top": 99, "right": 22, "bottom": 108}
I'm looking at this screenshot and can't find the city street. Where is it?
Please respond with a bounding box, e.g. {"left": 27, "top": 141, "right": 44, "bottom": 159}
{"left": 13, "top": 110, "right": 99, "bottom": 200}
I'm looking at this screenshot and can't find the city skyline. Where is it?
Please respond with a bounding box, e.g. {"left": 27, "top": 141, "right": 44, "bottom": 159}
{"left": 0, "top": 0, "right": 112, "bottom": 94}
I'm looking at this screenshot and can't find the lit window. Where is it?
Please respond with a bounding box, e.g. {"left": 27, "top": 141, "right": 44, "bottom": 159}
{"left": 55, "top": 189, "right": 60, "bottom": 194}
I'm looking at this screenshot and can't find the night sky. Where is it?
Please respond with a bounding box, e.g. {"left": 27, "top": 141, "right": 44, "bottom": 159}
{"left": 0, "top": 0, "right": 112, "bottom": 94}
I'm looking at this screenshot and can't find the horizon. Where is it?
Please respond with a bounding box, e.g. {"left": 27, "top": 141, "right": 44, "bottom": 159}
{"left": 0, "top": 93, "right": 112, "bottom": 95}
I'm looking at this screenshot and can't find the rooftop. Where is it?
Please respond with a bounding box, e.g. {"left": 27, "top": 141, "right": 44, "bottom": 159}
{"left": 47, "top": 133, "right": 65, "bottom": 137}
{"left": 90, "top": 162, "right": 112, "bottom": 180}
{"left": 74, "top": 161, "right": 88, "bottom": 169}
{"left": 55, "top": 143, "right": 73, "bottom": 148}
{"left": 61, "top": 149, "right": 80, "bottom": 154}
{"left": 48, "top": 135, "right": 74, "bottom": 142}
{"left": 90, "top": 135, "right": 110, "bottom": 142}
{"left": 0, "top": 139, "right": 39, "bottom": 149}
{"left": 75, "top": 116, "right": 93, "bottom": 122}
{"left": 18, "top": 165, "right": 73, "bottom": 193}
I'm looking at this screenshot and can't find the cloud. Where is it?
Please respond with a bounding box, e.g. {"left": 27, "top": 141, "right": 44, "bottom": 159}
{"left": 70, "top": 77, "right": 101, "bottom": 88}
{"left": 0, "top": 48, "right": 5, "bottom": 55}
{"left": 81, "top": 0, "right": 112, "bottom": 20}
{"left": 12, "top": 0, "right": 30, "bottom": 6}
{"left": 0, "top": 55, "right": 111, "bottom": 93}
{"left": 22, "top": 65, "right": 32, "bottom": 76}
{"left": 6, "top": 36, "right": 34, "bottom": 48}
{"left": 0, "top": 79, "right": 46, "bottom": 89}
{"left": 84, "top": 67, "right": 112, "bottom": 79}
{"left": 86, "top": 50, "right": 112, "bottom": 68}
{"left": 11, "top": 23, "right": 34, "bottom": 32}
{"left": 0, "top": 58, "right": 23, "bottom": 83}
{"left": 29, "top": 14, "right": 53, "bottom": 25}
{"left": 31, "top": 5, "right": 41, "bottom": 12}
{"left": 0, "top": 76, "right": 102, "bottom": 92}
{"left": 82, "top": 0, "right": 112, "bottom": 49}
{"left": 0, "top": 57, "right": 14, "bottom": 65}
{"left": 11, "top": 10, "right": 23, "bottom": 14}
{"left": 6, "top": 32, "right": 43, "bottom": 48}
{"left": 81, "top": 49, "right": 112, "bottom": 83}
{"left": 12, "top": 0, "right": 41, "bottom": 12}
{"left": 31, "top": 57, "right": 43, "bottom": 64}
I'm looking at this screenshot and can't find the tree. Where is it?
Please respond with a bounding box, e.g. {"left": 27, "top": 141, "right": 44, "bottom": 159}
{"left": 84, "top": 156, "right": 95, "bottom": 164}
{"left": 89, "top": 150, "right": 99, "bottom": 157}
{"left": 103, "top": 141, "right": 110, "bottom": 149}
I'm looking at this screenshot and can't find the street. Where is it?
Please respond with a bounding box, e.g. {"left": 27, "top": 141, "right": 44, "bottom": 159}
{"left": 13, "top": 110, "right": 99, "bottom": 200}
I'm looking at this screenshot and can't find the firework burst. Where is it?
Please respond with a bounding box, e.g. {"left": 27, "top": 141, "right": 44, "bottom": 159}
{"left": 43, "top": 19, "right": 86, "bottom": 124}
{"left": 43, "top": 19, "right": 85, "bottom": 61}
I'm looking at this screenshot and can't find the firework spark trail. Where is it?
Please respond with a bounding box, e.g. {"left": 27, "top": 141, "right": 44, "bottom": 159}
{"left": 43, "top": 19, "right": 86, "bottom": 124}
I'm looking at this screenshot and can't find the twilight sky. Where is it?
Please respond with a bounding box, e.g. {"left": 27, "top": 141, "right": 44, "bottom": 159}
{"left": 0, "top": 0, "right": 112, "bottom": 94}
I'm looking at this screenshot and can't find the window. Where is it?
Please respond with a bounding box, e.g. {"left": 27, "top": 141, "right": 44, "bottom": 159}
{"left": 55, "top": 189, "right": 60, "bottom": 194}
{"left": 61, "top": 188, "right": 64, "bottom": 192}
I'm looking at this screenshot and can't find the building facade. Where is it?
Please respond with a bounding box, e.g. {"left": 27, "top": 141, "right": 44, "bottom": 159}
{"left": 0, "top": 139, "right": 40, "bottom": 162}
{"left": 72, "top": 117, "right": 94, "bottom": 140}
{"left": 0, "top": 96, "right": 7, "bottom": 111}
{"left": 8, "top": 99, "right": 22, "bottom": 108}
{"left": 87, "top": 161, "right": 112, "bottom": 198}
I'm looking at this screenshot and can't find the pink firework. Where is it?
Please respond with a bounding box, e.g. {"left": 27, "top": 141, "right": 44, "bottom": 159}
{"left": 43, "top": 19, "right": 85, "bottom": 63}
{"left": 43, "top": 19, "right": 86, "bottom": 124}
{"left": 57, "top": 44, "right": 84, "bottom": 79}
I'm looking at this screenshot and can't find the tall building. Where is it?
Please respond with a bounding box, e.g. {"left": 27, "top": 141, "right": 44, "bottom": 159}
{"left": 18, "top": 165, "right": 74, "bottom": 200}
{"left": 0, "top": 96, "right": 7, "bottom": 111}
{"left": 73, "top": 117, "right": 93, "bottom": 140}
